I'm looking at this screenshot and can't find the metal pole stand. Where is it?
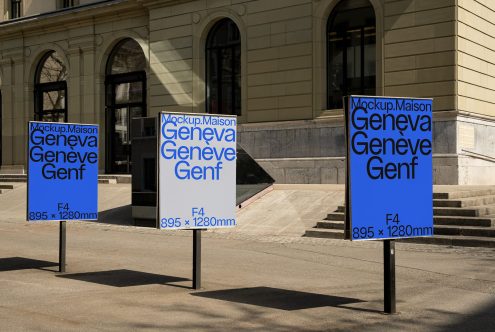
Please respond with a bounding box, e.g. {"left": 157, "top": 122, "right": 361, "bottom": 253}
{"left": 193, "top": 229, "right": 202, "bottom": 289}
{"left": 384, "top": 240, "right": 396, "bottom": 314}
{"left": 59, "top": 220, "right": 66, "bottom": 273}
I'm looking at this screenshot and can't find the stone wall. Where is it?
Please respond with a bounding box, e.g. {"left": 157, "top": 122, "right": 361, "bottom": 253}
{"left": 238, "top": 115, "right": 486, "bottom": 185}
{"left": 0, "top": 0, "right": 493, "bottom": 184}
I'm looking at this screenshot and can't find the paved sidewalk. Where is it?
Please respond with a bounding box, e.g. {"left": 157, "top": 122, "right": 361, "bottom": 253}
{"left": 0, "top": 183, "right": 495, "bottom": 331}
{"left": 1, "top": 216, "right": 495, "bottom": 331}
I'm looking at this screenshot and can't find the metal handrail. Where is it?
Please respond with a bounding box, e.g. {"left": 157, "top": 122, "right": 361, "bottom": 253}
{"left": 462, "top": 149, "right": 495, "bottom": 162}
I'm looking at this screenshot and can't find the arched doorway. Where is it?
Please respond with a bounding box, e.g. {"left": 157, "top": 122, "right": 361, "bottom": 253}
{"left": 105, "top": 38, "right": 146, "bottom": 174}
{"left": 34, "top": 51, "right": 68, "bottom": 122}
{"left": 205, "top": 18, "right": 241, "bottom": 115}
{"left": 327, "top": 0, "right": 376, "bottom": 109}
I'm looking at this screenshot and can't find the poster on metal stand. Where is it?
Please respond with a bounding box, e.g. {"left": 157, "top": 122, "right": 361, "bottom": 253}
{"left": 157, "top": 112, "right": 237, "bottom": 289}
{"left": 344, "top": 95, "right": 433, "bottom": 313}
{"left": 27, "top": 121, "right": 99, "bottom": 273}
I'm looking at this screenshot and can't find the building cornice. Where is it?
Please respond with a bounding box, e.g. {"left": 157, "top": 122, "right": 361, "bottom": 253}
{"left": 0, "top": 0, "right": 145, "bottom": 38}
{"left": 137, "top": 0, "right": 192, "bottom": 8}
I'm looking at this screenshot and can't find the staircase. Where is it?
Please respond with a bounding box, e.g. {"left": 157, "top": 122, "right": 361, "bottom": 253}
{"left": 305, "top": 187, "right": 495, "bottom": 248}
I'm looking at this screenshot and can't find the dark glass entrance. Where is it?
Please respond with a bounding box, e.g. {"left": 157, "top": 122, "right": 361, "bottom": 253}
{"left": 206, "top": 18, "right": 241, "bottom": 116}
{"left": 105, "top": 38, "right": 147, "bottom": 174}
{"left": 327, "top": 0, "right": 376, "bottom": 109}
{"left": 105, "top": 72, "right": 146, "bottom": 174}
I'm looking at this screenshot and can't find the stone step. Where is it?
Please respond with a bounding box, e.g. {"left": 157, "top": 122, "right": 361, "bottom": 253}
{"left": 434, "top": 195, "right": 495, "bottom": 208}
{"left": 402, "top": 235, "right": 495, "bottom": 248}
{"left": 304, "top": 228, "right": 344, "bottom": 239}
{"left": 334, "top": 195, "right": 495, "bottom": 212}
{"left": 98, "top": 175, "right": 120, "bottom": 179}
{"left": 316, "top": 220, "right": 345, "bottom": 230}
{"left": 434, "top": 225, "right": 495, "bottom": 237}
{"left": 316, "top": 217, "right": 495, "bottom": 229}
{"left": 0, "top": 174, "right": 27, "bottom": 179}
{"left": 0, "top": 178, "right": 27, "bottom": 182}
{"left": 305, "top": 228, "right": 495, "bottom": 248}
{"left": 0, "top": 165, "right": 26, "bottom": 175}
{"left": 433, "top": 215, "right": 494, "bottom": 227}
{"left": 98, "top": 179, "right": 117, "bottom": 184}
{"left": 98, "top": 175, "right": 132, "bottom": 184}
{"left": 434, "top": 189, "right": 495, "bottom": 200}
{"left": 334, "top": 205, "right": 495, "bottom": 220}
{"left": 326, "top": 212, "right": 345, "bottom": 221}
{"left": 0, "top": 175, "right": 128, "bottom": 184}
{"left": 434, "top": 206, "right": 495, "bottom": 217}
{"left": 327, "top": 211, "right": 495, "bottom": 224}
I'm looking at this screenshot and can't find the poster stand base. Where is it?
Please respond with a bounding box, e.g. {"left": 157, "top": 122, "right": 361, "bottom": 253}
{"left": 59, "top": 220, "right": 66, "bottom": 273}
{"left": 193, "top": 229, "right": 202, "bottom": 289}
{"left": 384, "top": 239, "right": 396, "bottom": 314}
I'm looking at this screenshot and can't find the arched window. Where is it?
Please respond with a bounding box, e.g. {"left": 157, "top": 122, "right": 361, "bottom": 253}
{"left": 105, "top": 38, "right": 146, "bottom": 174}
{"left": 206, "top": 18, "right": 241, "bottom": 116}
{"left": 34, "top": 51, "right": 68, "bottom": 122}
{"left": 327, "top": 0, "right": 376, "bottom": 109}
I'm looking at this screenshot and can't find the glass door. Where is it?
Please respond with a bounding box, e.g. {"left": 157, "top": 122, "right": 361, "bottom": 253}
{"left": 105, "top": 72, "right": 146, "bottom": 174}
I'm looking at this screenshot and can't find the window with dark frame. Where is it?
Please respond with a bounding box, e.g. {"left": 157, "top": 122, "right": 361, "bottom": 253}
{"left": 327, "top": 0, "right": 376, "bottom": 109}
{"left": 105, "top": 38, "right": 147, "bottom": 174}
{"left": 61, "top": 0, "right": 76, "bottom": 8}
{"left": 34, "top": 51, "right": 68, "bottom": 123}
{"left": 10, "top": 0, "right": 21, "bottom": 19}
{"left": 206, "top": 18, "right": 241, "bottom": 116}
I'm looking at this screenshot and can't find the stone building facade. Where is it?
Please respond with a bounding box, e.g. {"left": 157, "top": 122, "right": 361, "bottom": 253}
{"left": 0, "top": 0, "right": 493, "bottom": 184}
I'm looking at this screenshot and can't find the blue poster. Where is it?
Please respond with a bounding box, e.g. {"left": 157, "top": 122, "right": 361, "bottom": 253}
{"left": 346, "top": 96, "right": 433, "bottom": 240}
{"left": 27, "top": 122, "right": 99, "bottom": 221}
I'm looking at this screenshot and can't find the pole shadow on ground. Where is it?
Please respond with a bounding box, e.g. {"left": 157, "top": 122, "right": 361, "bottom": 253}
{"left": 191, "top": 286, "right": 377, "bottom": 312}
{"left": 0, "top": 257, "right": 58, "bottom": 272}
{"left": 57, "top": 269, "right": 190, "bottom": 288}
